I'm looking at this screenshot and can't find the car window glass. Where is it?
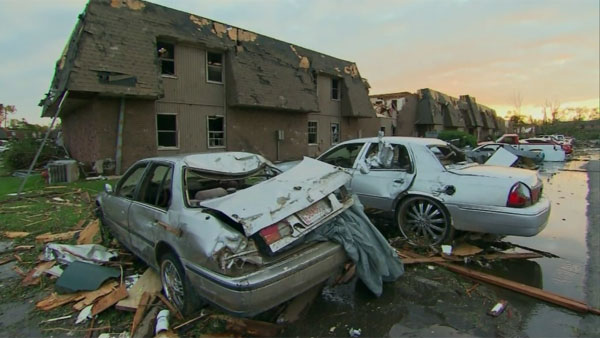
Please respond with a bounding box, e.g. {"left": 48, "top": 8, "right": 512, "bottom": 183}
{"left": 138, "top": 164, "right": 173, "bottom": 209}
{"left": 116, "top": 164, "right": 148, "bottom": 199}
{"left": 365, "top": 143, "right": 412, "bottom": 171}
{"left": 319, "top": 143, "right": 364, "bottom": 168}
{"left": 428, "top": 145, "right": 466, "bottom": 166}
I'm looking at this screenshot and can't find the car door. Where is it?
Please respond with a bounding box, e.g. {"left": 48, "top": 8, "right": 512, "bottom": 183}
{"left": 350, "top": 141, "right": 415, "bottom": 210}
{"left": 102, "top": 162, "right": 149, "bottom": 249}
{"left": 127, "top": 162, "right": 174, "bottom": 265}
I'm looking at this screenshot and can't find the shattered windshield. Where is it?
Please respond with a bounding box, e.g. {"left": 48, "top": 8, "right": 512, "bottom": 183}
{"left": 428, "top": 144, "right": 467, "bottom": 167}
{"left": 184, "top": 166, "right": 278, "bottom": 207}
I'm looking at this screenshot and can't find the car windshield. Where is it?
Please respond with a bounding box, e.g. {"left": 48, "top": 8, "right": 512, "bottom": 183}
{"left": 184, "top": 166, "right": 278, "bottom": 207}
{"left": 428, "top": 144, "right": 467, "bottom": 167}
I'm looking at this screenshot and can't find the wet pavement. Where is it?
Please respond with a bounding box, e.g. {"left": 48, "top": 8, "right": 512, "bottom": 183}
{"left": 284, "top": 156, "right": 600, "bottom": 337}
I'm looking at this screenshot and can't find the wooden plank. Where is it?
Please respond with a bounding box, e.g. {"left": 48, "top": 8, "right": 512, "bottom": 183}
{"left": 72, "top": 281, "right": 119, "bottom": 311}
{"left": 36, "top": 292, "right": 84, "bottom": 311}
{"left": 77, "top": 220, "right": 101, "bottom": 245}
{"left": 130, "top": 292, "right": 152, "bottom": 336}
{"left": 35, "top": 231, "right": 80, "bottom": 244}
{"left": 116, "top": 268, "right": 162, "bottom": 311}
{"left": 3, "top": 231, "right": 30, "bottom": 239}
{"left": 398, "top": 250, "right": 543, "bottom": 265}
{"left": 401, "top": 250, "right": 600, "bottom": 315}
{"left": 156, "top": 292, "right": 184, "bottom": 320}
{"left": 132, "top": 307, "right": 159, "bottom": 338}
{"left": 22, "top": 261, "right": 56, "bottom": 286}
{"left": 91, "top": 284, "right": 128, "bottom": 316}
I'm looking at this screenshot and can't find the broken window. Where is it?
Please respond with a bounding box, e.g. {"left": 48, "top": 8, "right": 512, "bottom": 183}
{"left": 428, "top": 144, "right": 466, "bottom": 167}
{"left": 138, "top": 164, "right": 173, "bottom": 209}
{"left": 157, "top": 114, "right": 177, "bottom": 148}
{"left": 207, "top": 52, "right": 223, "bottom": 83}
{"left": 208, "top": 115, "right": 225, "bottom": 147}
{"left": 331, "top": 78, "right": 340, "bottom": 100}
{"left": 391, "top": 99, "right": 397, "bottom": 110}
{"left": 364, "top": 143, "right": 412, "bottom": 171}
{"left": 308, "top": 121, "right": 318, "bottom": 144}
{"left": 331, "top": 123, "right": 340, "bottom": 144}
{"left": 157, "top": 41, "right": 175, "bottom": 76}
{"left": 319, "top": 143, "right": 364, "bottom": 168}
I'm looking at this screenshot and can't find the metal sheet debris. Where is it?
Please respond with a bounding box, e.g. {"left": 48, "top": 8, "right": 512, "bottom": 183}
{"left": 43, "top": 244, "right": 118, "bottom": 265}
{"left": 55, "top": 261, "right": 120, "bottom": 294}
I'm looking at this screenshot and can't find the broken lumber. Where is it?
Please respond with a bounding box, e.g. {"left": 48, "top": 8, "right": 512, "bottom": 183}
{"left": 22, "top": 261, "right": 56, "bottom": 286}
{"left": 397, "top": 250, "right": 543, "bottom": 265}
{"left": 172, "top": 312, "right": 208, "bottom": 330}
{"left": 133, "top": 307, "right": 159, "bottom": 338}
{"left": 130, "top": 292, "right": 153, "bottom": 336}
{"left": 402, "top": 251, "right": 600, "bottom": 315}
{"left": 72, "top": 280, "right": 119, "bottom": 311}
{"left": 37, "top": 292, "right": 84, "bottom": 311}
{"left": 116, "top": 268, "right": 162, "bottom": 311}
{"left": 156, "top": 292, "right": 184, "bottom": 320}
{"left": 91, "top": 283, "right": 128, "bottom": 316}
{"left": 35, "top": 231, "right": 80, "bottom": 244}
{"left": 3, "top": 231, "right": 30, "bottom": 239}
{"left": 77, "top": 220, "right": 101, "bottom": 245}
{"left": 212, "top": 315, "right": 283, "bottom": 337}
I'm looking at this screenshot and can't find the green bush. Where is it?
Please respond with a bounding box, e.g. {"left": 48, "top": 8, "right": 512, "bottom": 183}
{"left": 1, "top": 137, "right": 62, "bottom": 171}
{"left": 437, "top": 130, "right": 477, "bottom": 148}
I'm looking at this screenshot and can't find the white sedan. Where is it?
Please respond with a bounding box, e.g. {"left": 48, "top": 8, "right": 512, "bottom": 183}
{"left": 316, "top": 136, "right": 551, "bottom": 246}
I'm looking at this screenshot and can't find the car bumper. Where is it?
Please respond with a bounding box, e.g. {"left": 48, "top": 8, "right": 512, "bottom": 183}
{"left": 181, "top": 241, "right": 347, "bottom": 316}
{"left": 447, "top": 197, "right": 551, "bottom": 236}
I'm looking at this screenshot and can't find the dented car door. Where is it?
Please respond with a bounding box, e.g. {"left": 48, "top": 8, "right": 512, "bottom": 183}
{"left": 350, "top": 141, "right": 415, "bottom": 210}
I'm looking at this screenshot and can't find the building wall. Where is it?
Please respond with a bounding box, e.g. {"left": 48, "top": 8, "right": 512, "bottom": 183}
{"left": 227, "top": 108, "right": 307, "bottom": 161}
{"left": 396, "top": 94, "right": 418, "bottom": 136}
{"left": 61, "top": 100, "right": 102, "bottom": 164}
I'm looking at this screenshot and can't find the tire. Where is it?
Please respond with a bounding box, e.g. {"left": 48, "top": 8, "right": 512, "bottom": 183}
{"left": 396, "top": 196, "right": 454, "bottom": 247}
{"left": 159, "top": 252, "right": 202, "bottom": 316}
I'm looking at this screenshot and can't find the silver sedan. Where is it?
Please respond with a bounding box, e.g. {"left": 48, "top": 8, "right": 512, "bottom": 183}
{"left": 97, "top": 152, "right": 352, "bottom": 315}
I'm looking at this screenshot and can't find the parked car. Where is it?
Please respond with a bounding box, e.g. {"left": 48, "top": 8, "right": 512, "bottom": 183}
{"left": 315, "top": 137, "right": 551, "bottom": 246}
{"left": 96, "top": 152, "right": 354, "bottom": 316}
{"left": 483, "top": 133, "right": 566, "bottom": 161}
{"left": 466, "top": 143, "right": 545, "bottom": 166}
{"left": 523, "top": 137, "right": 573, "bottom": 155}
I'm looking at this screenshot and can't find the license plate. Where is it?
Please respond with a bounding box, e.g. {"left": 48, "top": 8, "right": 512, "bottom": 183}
{"left": 297, "top": 199, "right": 332, "bottom": 225}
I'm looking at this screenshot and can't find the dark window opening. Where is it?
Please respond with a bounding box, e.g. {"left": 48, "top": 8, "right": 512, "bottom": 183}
{"left": 308, "top": 121, "right": 318, "bottom": 144}
{"left": 331, "top": 123, "right": 340, "bottom": 144}
{"left": 157, "top": 41, "right": 175, "bottom": 75}
{"left": 331, "top": 78, "right": 340, "bottom": 100}
{"left": 208, "top": 116, "right": 225, "bottom": 147}
{"left": 138, "top": 164, "right": 173, "bottom": 209}
{"left": 391, "top": 99, "right": 398, "bottom": 110}
{"left": 157, "top": 114, "right": 177, "bottom": 148}
{"left": 207, "top": 52, "right": 223, "bottom": 83}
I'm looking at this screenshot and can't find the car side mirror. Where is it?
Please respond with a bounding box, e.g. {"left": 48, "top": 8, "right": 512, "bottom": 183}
{"left": 358, "top": 161, "right": 370, "bottom": 174}
{"left": 104, "top": 183, "right": 113, "bottom": 194}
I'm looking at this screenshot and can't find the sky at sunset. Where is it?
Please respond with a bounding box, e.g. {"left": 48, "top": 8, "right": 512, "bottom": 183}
{"left": 0, "top": 0, "right": 598, "bottom": 125}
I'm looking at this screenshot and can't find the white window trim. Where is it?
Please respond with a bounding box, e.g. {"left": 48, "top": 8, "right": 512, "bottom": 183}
{"left": 156, "top": 113, "right": 180, "bottom": 150}
{"left": 308, "top": 120, "right": 318, "bottom": 145}
{"left": 206, "top": 51, "right": 224, "bottom": 85}
{"left": 331, "top": 78, "right": 341, "bottom": 101}
{"left": 330, "top": 122, "right": 340, "bottom": 145}
{"left": 207, "top": 115, "right": 226, "bottom": 149}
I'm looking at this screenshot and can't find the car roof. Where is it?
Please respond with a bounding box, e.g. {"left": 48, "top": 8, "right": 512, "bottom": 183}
{"left": 337, "top": 136, "right": 447, "bottom": 147}
{"left": 137, "top": 152, "right": 269, "bottom": 175}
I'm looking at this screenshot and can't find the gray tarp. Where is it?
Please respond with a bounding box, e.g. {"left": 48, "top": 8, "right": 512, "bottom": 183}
{"left": 307, "top": 197, "right": 404, "bottom": 296}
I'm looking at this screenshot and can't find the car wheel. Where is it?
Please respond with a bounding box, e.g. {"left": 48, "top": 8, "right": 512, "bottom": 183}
{"left": 396, "top": 196, "right": 454, "bottom": 246}
{"left": 160, "top": 252, "right": 201, "bottom": 315}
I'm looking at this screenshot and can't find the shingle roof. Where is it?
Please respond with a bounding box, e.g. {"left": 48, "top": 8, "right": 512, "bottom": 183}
{"left": 415, "top": 88, "right": 465, "bottom": 128}
{"left": 41, "top": 0, "right": 374, "bottom": 118}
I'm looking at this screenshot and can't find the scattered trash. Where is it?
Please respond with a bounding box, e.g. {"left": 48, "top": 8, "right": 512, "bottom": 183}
{"left": 55, "top": 261, "right": 120, "bottom": 294}
{"left": 427, "top": 265, "right": 435, "bottom": 270}
{"left": 329, "top": 326, "right": 337, "bottom": 333}
{"left": 441, "top": 245, "right": 452, "bottom": 255}
{"left": 155, "top": 309, "right": 170, "bottom": 335}
{"left": 349, "top": 327, "right": 362, "bottom": 337}
{"left": 488, "top": 300, "right": 508, "bottom": 317}
{"left": 40, "top": 314, "right": 73, "bottom": 324}
{"left": 45, "top": 265, "right": 64, "bottom": 278}
{"left": 44, "top": 243, "right": 118, "bottom": 265}
{"left": 76, "top": 304, "right": 93, "bottom": 324}
{"left": 22, "top": 261, "right": 56, "bottom": 286}
{"left": 91, "top": 283, "right": 128, "bottom": 316}
{"left": 73, "top": 281, "right": 119, "bottom": 311}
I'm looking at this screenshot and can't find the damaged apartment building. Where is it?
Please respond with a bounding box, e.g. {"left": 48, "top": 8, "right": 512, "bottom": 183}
{"left": 370, "top": 89, "right": 506, "bottom": 141}
{"left": 40, "top": 0, "right": 378, "bottom": 172}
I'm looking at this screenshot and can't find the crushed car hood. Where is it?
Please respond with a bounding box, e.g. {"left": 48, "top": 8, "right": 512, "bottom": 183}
{"left": 451, "top": 165, "right": 539, "bottom": 187}
{"left": 184, "top": 152, "right": 269, "bottom": 176}
{"left": 200, "top": 157, "right": 352, "bottom": 236}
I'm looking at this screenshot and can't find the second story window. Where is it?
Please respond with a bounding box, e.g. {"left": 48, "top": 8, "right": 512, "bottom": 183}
{"left": 331, "top": 78, "right": 340, "bottom": 100}
{"left": 207, "top": 52, "right": 223, "bottom": 83}
{"left": 157, "top": 41, "right": 175, "bottom": 76}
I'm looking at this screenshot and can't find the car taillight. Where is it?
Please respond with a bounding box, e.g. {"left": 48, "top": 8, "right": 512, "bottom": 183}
{"left": 258, "top": 221, "right": 292, "bottom": 245}
{"left": 507, "top": 182, "right": 532, "bottom": 208}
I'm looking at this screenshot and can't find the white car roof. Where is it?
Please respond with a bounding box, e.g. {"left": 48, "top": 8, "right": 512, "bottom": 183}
{"left": 337, "top": 136, "right": 447, "bottom": 147}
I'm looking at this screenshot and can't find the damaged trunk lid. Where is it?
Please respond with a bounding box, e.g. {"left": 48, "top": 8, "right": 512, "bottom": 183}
{"left": 450, "top": 165, "right": 539, "bottom": 187}
{"left": 200, "top": 157, "right": 353, "bottom": 253}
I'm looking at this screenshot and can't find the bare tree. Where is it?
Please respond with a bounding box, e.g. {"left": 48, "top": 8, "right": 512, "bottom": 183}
{"left": 544, "top": 97, "right": 561, "bottom": 123}
{"left": 0, "top": 104, "right": 17, "bottom": 128}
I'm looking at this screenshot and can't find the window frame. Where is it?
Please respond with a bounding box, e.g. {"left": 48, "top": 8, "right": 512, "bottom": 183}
{"left": 156, "top": 113, "right": 179, "bottom": 150}
{"left": 157, "top": 41, "right": 175, "bottom": 77}
{"left": 364, "top": 142, "right": 413, "bottom": 172}
{"left": 207, "top": 115, "right": 226, "bottom": 149}
{"left": 330, "top": 122, "right": 340, "bottom": 145}
{"left": 317, "top": 142, "right": 365, "bottom": 169}
{"left": 206, "top": 51, "right": 224, "bottom": 84}
{"left": 136, "top": 162, "right": 174, "bottom": 211}
{"left": 308, "top": 120, "right": 318, "bottom": 145}
{"left": 115, "top": 162, "right": 150, "bottom": 200}
{"left": 331, "top": 78, "right": 340, "bottom": 101}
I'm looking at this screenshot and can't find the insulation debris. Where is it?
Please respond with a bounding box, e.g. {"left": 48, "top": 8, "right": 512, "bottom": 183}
{"left": 43, "top": 243, "right": 118, "bottom": 265}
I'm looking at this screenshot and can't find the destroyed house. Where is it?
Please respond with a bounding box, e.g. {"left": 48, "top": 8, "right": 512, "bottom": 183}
{"left": 370, "top": 89, "right": 505, "bottom": 141}
{"left": 40, "top": 0, "right": 377, "bottom": 172}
